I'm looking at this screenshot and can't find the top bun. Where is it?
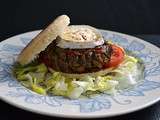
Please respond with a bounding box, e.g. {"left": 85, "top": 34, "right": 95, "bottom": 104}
{"left": 17, "top": 15, "right": 70, "bottom": 65}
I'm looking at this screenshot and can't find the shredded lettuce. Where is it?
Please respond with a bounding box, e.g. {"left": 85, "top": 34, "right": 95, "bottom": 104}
{"left": 14, "top": 55, "right": 142, "bottom": 99}
{"left": 111, "top": 55, "right": 140, "bottom": 89}
{"left": 14, "top": 64, "right": 47, "bottom": 95}
{"left": 31, "top": 84, "right": 46, "bottom": 95}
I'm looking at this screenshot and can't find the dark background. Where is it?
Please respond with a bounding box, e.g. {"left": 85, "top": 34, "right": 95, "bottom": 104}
{"left": 1, "top": 0, "right": 160, "bottom": 41}
{"left": 0, "top": 0, "right": 160, "bottom": 120}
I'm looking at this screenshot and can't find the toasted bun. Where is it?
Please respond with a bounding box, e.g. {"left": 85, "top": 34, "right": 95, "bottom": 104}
{"left": 17, "top": 15, "right": 70, "bottom": 65}
{"left": 49, "top": 67, "right": 114, "bottom": 78}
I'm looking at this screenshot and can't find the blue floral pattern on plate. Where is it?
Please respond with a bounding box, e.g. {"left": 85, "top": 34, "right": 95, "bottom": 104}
{"left": 0, "top": 30, "right": 160, "bottom": 116}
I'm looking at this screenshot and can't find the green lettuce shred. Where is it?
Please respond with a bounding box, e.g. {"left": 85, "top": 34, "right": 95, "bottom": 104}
{"left": 13, "top": 55, "right": 142, "bottom": 99}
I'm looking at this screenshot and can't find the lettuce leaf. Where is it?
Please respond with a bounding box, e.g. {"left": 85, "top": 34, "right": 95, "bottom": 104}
{"left": 13, "top": 55, "right": 141, "bottom": 99}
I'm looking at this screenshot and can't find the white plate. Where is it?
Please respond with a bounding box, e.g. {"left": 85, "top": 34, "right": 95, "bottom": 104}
{"left": 0, "top": 30, "right": 160, "bottom": 118}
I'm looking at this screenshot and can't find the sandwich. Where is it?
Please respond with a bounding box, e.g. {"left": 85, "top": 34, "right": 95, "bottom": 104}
{"left": 14, "top": 15, "right": 141, "bottom": 99}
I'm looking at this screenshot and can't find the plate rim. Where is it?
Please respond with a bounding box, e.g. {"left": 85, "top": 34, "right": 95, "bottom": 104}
{"left": 0, "top": 29, "right": 160, "bottom": 118}
{"left": 1, "top": 91, "right": 160, "bottom": 118}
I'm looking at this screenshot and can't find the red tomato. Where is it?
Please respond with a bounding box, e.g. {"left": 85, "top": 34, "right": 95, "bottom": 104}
{"left": 104, "top": 45, "right": 125, "bottom": 68}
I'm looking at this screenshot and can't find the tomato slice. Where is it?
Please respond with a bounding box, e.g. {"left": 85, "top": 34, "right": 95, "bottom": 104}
{"left": 104, "top": 45, "right": 125, "bottom": 68}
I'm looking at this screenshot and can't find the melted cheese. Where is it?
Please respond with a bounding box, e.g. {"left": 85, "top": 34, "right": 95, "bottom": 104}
{"left": 57, "top": 25, "right": 104, "bottom": 49}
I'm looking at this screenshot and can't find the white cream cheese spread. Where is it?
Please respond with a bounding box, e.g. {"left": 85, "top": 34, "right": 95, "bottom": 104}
{"left": 57, "top": 25, "right": 104, "bottom": 49}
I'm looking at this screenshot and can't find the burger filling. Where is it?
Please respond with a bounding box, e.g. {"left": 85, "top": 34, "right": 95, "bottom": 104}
{"left": 38, "top": 40, "right": 112, "bottom": 74}
{"left": 14, "top": 25, "right": 144, "bottom": 99}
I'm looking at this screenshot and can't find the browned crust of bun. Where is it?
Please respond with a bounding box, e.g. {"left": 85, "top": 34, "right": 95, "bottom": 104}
{"left": 49, "top": 67, "right": 114, "bottom": 78}
{"left": 17, "top": 15, "right": 70, "bottom": 65}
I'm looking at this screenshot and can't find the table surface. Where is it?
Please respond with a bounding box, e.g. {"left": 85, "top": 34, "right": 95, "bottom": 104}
{"left": 0, "top": 34, "right": 160, "bottom": 120}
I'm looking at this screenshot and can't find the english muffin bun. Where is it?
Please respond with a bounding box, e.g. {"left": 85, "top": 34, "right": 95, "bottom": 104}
{"left": 17, "top": 15, "right": 70, "bottom": 65}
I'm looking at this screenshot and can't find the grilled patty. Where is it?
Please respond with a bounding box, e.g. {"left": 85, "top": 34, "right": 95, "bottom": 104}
{"left": 38, "top": 40, "right": 112, "bottom": 74}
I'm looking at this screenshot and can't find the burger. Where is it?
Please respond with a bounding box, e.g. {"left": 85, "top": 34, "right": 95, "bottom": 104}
{"left": 14, "top": 15, "right": 142, "bottom": 99}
